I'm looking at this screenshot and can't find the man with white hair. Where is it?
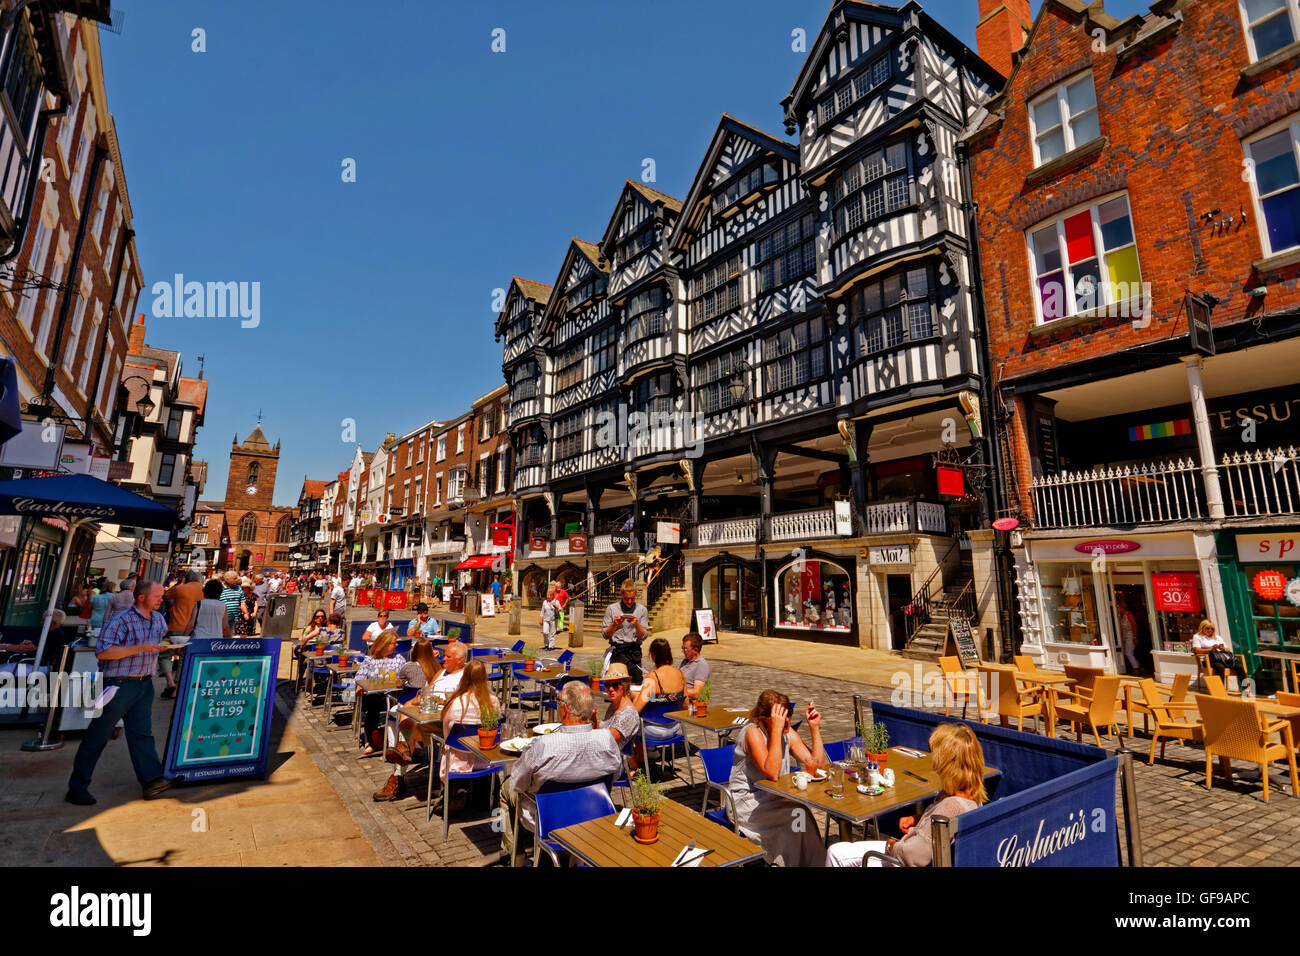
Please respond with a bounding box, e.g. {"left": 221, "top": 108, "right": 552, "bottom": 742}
{"left": 428, "top": 641, "right": 467, "bottom": 694}
{"left": 499, "top": 681, "right": 623, "bottom": 864}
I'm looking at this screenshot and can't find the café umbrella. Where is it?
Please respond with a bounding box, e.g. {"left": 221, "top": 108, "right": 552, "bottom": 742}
{"left": 0, "top": 474, "right": 177, "bottom": 748}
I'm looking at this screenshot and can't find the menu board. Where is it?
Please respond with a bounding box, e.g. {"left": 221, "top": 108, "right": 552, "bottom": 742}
{"left": 163, "top": 636, "right": 282, "bottom": 783}
{"left": 948, "top": 617, "right": 980, "bottom": 667}
{"left": 695, "top": 608, "right": 717, "bottom": 644}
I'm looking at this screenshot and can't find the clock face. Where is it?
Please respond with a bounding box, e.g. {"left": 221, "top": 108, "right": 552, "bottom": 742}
{"left": 246, "top": 484, "right": 258, "bottom": 495}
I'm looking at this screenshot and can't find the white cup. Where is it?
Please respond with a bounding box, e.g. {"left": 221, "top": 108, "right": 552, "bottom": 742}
{"left": 792, "top": 771, "right": 811, "bottom": 791}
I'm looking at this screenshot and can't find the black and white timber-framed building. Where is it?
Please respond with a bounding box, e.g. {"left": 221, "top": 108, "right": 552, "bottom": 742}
{"left": 496, "top": 1, "right": 1010, "bottom": 653}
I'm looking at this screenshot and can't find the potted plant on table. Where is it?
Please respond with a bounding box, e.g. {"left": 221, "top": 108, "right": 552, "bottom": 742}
{"left": 588, "top": 658, "right": 604, "bottom": 691}
{"left": 694, "top": 678, "right": 712, "bottom": 717}
{"left": 629, "top": 770, "right": 669, "bottom": 845}
{"left": 477, "top": 705, "right": 500, "bottom": 749}
{"left": 859, "top": 720, "right": 890, "bottom": 767}
{"left": 523, "top": 647, "right": 538, "bottom": 672}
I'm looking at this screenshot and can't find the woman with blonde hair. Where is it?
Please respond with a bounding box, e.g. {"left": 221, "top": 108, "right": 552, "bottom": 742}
{"left": 356, "top": 631, "right": 406, "bottom": 754}
{"left": 436, "top": 659, "right": 500, "bottom": 812}
{"left": 825, "top": 722, "right": 987, "bottom": 867}
{"left": 1192, "top": 619, "right": 1247, "bottom": 685}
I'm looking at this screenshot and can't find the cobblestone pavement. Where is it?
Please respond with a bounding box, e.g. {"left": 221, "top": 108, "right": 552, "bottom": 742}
{"left": 283, "top": 644, "right": 1300, "bottom": 867}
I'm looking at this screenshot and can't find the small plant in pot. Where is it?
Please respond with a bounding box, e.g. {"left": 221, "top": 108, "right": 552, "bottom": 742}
{"left": 522, "top": 647, "right": 538, "bottom": 672}
{"left": 477, "top": 705, "right": 500, "bottom": 749}
{"left": 629, "top": 770, "right": 669, "bottom": 845}
{"left": 588, "top": 658, "right": 604, "bottom": 691}
{"left": 694, "top": 678, "right": 713, "bottom": 717}
{"left": 859, "top": 720, "right": 890, "bottom": 767}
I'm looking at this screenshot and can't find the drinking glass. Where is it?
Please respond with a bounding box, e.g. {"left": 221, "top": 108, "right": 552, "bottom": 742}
{"left": 828, "top": 762, "right": 845, "bottom": 799}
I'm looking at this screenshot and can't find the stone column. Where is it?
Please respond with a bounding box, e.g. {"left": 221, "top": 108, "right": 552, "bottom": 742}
{"left": 1183, "top": 357, "right": 1225, "bottom": 520}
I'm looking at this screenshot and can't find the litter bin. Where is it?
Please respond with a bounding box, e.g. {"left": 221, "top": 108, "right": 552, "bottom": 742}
{"left": 264, "top": 593, "right": 298, "bottom": 640}
{"left": 464, "top": 590, "right": 479, "bottom": 625}
{"left": 449, "top": 592, "right": 464, "bottom": 614}
{"left": 568, "top": 600, "right": 584, "bottom": 648}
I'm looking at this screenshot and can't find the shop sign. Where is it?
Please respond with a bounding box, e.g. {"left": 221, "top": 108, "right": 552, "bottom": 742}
{"left": 656, "top": 520, "right": 681, "bottom": 545}
{"left": 1286, "top": 577, "right": 1300, "bottom": 608}
{"left": 937, "top": 465, "right": 965, "bottom": 497}
{"left": 610, "top": 531, "right": 631, "bottom": 553}
{"left": 1073, "top": 539, "right": 1140, "bottom": 555}
{"left": 1253, "top": 570, "right": 1287, "bottom": 601}
{"left": 834, "top": 500, "right": 853, "bottom": 536}
{"left": 384, "top": 591, "right": 407, "bottom": 610}
{"left": 1150, "top": 572, "right": 1202, "bottom": 613}
{"left": 1235, "top": 533, "right": 1300, "bottom": 562}
{"left": 529, "top": 534, "right": 548, "bottom": 553}
{"left": 866, "top": 545, "right": 911, "bottom": 565}
{"left": 568, "top": 533, "right": 587, "bottom": 554}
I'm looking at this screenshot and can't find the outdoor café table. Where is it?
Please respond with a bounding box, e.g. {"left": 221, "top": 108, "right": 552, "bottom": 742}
{"left": 324, "top": 662, "right": 359, "bottom": 717}
{"left": 548, "top": 796, "right": 764, "bottom": 868}
{"left": 1016, "top": 671, "right": 1076, "bottom": 739}
{"left": 664, "top": 706, "right": 754, "bottom": 744}
{"left": 490, "top": 653, "right": 526, "bottom": 706}
{"left": 1255, "top": 649, "right": 1300, "bottom": 692}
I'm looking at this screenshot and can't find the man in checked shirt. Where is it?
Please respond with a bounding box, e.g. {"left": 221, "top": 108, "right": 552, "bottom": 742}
{"left": 66, "top": 581, "right": 176, "bottom": 806}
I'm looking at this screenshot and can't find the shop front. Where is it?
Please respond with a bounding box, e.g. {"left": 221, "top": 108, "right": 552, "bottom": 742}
{"left": 694, "top": 554, "right": 760, "bottom": 632}
{"left": 770, "top": 551, "right": 856, "bottom": 644}
{"left": 1218, "top": 528, "right": 1300, "bottom": 690}
{"left": 1017, "top": 531, "right": 1223, "bottom": 681}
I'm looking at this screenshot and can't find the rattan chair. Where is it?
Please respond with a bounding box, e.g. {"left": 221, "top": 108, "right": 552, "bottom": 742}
{"left": 979, "top": 663, "right": 1042, "bottom": 733}
{"left": 1202, "top": 675, "right": 1228, "bottom": 698}
{"left": 1138, "top": 678, "right": 1203, "bottom": 763}
{"left": 939, "top": 655, "right": 984, "bottom": 720}
{"left": 1195, "top": 694, "right": 1299, "bottom": 801}
{"left": 1126, "top": 672, "right": 1191, "bottom": 736}
{"left": 1063, "top": 665, "right": 1104, "bottom": 694}
{"left": 1194, "top": 647, "right": 1250, "bottom": 690}
{"left": 1055, "top": 675, "right": 1121, "bottom": 746}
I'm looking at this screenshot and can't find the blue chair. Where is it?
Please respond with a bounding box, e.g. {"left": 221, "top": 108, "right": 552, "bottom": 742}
{"left": 698, "top": 744, "right": 737, "bottom": 830}
{"left": 639, "top": 701, "right": 694, "bottom": 786}
{"left": 534, "top": 785, "right": 616, "bottom": 867}
{"left": 395, "top": 639, "right": 413, "bottom": 657}
{"left": 440, "top": 723, "right": 507, "bottom": 839}
{"left": 510, "top": 640, "right": 526, "bottom": 653}
{"left": 556, "top": 650, "right": 574, "bottom": 667}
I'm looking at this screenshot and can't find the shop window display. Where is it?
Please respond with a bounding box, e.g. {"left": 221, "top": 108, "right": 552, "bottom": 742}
{"left": 1249, "top": 565, "right": 1300, "bottom": 648}
{"left": 1039, "top": 564, "right": 1102, "bottom": 645}
{"left": 776, "top": 559, "right": 852, "bottom": 632}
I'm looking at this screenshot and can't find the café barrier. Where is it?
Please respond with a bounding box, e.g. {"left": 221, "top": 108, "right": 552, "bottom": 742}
{"left": 869, "top": 701, "right": 1106, "bottom": 796}
{"left": 933, "top": 756, "right": 1127, "bottom": 867}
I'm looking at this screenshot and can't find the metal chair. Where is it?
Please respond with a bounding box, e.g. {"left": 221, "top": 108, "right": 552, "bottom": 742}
{"left": 639, "top": 700, "right": 694, "bottom": 785}
{"left": 697, "top": 744, "right": 737, "bottom": 830}
{"left": 440, "top": 723, "right": 507, "bottom": 839}
{"left": 533, "top": 785, "right": 617, "bottom": 867}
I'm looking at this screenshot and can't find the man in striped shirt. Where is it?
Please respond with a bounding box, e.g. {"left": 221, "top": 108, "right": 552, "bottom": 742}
{"left": 220, "top": 571, "right": 243, "bottom": 625}
{"left": 67, "top": 581, "right": 175, "bottom": 805}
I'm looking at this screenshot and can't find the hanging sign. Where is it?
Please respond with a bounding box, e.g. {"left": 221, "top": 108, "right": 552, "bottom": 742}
{"left": 1150, "top": 572, "right": 1202, "bottom": 613}
{"left": 610, "top": 531, "right": 631, "bottom": 553}
{"left": 568, "top": 533, "right": 588, "bottom": 554}
{"left": 529, "top": 534, "right": 548, "bottom": 553}
{"left": 834, "top": 500, "right": 853, "bottom": 536}
{"left": 937, "top": 465, "right": 965, "bottom": 497}
{"left": 1254, "top": 570, "right": 1287, "bottom": 601}
{"left": 163, "top": 636, "right": 282, "bottom": 783}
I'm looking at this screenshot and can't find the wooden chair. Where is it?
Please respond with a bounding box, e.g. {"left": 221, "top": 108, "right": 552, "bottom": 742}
{"left": 1126, "top": 673, "right": 1191, "bottom": 736}
{"left": 979, "top": 663, "right": 1042, "bottom": 733}
{"left": 1195, "top": 694, "right": 1299, "bottom": 801}
{"left": 1203, "top": 675, "right": 1227, "bottom": 698}
{"left": 1013, "top": 655, "right": 1043, "bottom": 675}
{"left": 939, "top": 656, "right": 984, "bottom": 720}
{"left": 1138, "top": 678, "right": 1202, "bottom": 764}
{"left": 1055, "top": 675, "right": 1121, "bottom": 746}
{"left": 1063, "top": 665, "right": 1103, "bottom": 694}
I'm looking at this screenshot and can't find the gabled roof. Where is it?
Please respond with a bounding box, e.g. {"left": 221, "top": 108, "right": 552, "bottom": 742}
{"left": 495, "top": 275, "right": 555, "bottom": 339}
{"left": 964, "top": 0, "right": 1163, "bottom": 140}
{"left": 301, "top": 479, "right": 328, "bottom": 499}
{"left": 176, "top": 377, "right": 208, "bottom": 414}
{"left": 781, "top": 0, "right": 1003, "bottom": 124}
{"left": 540, "top": 238, "right": 611, "bottom": 330}
{"left": 598, "top": 180, "right": 684, "bottom": 259}
{"left": 670, "top": 114, "right": 801, "bottom": 253}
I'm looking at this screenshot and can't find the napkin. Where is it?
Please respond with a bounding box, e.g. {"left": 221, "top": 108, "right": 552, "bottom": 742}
{"left": 723, "top": 707, "right": 748, "bottom": 713}
{"left": 731, "top": 716, "right": 747, "bottom": 725}
{"left": 671, "top": 844, "right": 708, "bottom": 867}
{"left": 614, "top": 808, "right": 633, "bottom": 828}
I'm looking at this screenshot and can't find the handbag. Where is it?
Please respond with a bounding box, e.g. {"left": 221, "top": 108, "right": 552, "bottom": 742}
{"left": 1208, "top": 647, "right": 1235, "bottom": 670}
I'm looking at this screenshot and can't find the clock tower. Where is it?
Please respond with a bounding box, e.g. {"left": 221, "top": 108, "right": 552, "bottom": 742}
{"left": 225, "top": 423, "right": 279, "bottom": 510}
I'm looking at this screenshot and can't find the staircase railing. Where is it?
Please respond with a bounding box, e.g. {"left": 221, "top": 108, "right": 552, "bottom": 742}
{"left": 645, "top": 555, "right": 685, "bottom": 612}
{"left": 905, "top": 538, "right": 960, "bottom": 641}
{"left": 566, "top": 556, "right": 641, "bottom": 608}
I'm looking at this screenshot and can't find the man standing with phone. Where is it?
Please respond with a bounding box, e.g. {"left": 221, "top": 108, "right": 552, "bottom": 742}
{"left": 602, "top": 578, "right": 648, "bottom": 682}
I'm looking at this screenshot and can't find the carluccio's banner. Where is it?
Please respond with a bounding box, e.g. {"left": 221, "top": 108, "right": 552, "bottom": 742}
{"left": 163, "top": 636, "right": 282, "bottom": 783}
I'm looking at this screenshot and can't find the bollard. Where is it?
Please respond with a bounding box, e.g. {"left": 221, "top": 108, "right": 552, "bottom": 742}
{"left": 568, "top": 601, "right": 584, "bottom": 648}
{"left": 508, "top": 597, "right": 521, "bottom": 636}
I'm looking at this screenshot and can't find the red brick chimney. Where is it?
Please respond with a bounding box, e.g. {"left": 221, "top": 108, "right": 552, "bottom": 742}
{"left": 128, "top": 313, "right": 146, "bottom": 353}
{"left": 976, "top": 0, "right": 1032, "bottom": 78}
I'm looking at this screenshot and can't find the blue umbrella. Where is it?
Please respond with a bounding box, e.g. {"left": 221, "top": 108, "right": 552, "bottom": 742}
{"left": 0, "top": 474, "right": 178, "bottom": 706}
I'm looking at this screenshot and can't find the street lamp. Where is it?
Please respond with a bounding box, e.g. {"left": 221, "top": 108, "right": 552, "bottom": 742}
{"left": 727, "top": 359, "right": 757, "bottom": 413}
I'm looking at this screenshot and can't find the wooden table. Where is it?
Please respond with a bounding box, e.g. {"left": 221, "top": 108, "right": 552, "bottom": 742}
{"left": 549, "top": 797, "right": 764, "bottom": 867}
{"left": 517, "top": 666, "right": 576, "bottom": 722}
{"left": 1016, "top": 671, "right": 1076, "bottom": 738}
{"left": 664, "top": 706, "right": 752, "bottom": 743}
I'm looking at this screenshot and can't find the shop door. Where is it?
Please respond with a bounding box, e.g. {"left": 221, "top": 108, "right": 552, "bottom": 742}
{"left": 739, "top": 566, "right": 758, "bottom": 630}
{"left": 1111, "top": 580, "right": 1154, "bottom": 675}
{"left": 887, "top": 574, "right": 912, "bottom": 650}
{"left": 720, "top": 565, "right": 740, "bottom": 630}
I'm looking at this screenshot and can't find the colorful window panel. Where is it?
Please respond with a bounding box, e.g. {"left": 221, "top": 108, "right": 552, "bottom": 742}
{"left": 1028, "top": 194, "right": 1142, "bottom": 323}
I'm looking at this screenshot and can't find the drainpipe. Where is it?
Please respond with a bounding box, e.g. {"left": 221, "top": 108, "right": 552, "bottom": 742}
{"left": 0, "top": 103, "right": 65, "bottom": 264}
{"left": 40, "top": 145, "right": 108, "bottom": 406}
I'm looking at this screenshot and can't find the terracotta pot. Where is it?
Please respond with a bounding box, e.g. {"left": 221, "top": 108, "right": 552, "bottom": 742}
{"left": 591, "top": 676, "right": 602, "bottom": 692}
{"left": 525, "top": 660, "right": 535, "bottom": 672}
{"left": 477, "top": 728, "right": 499, "bottom": 749}
{"left": 631, "top": 810, "right": 660, "bottom": 845}
{"left": 869, "top": 752, "right": 888, "bottom": 768}
{"left": 694, "top": 702, "right": 708, "bottom": 717}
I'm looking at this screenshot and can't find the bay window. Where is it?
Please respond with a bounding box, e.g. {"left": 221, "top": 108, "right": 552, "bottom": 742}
{"left": 833, "top": 141, "right": 910, "bottom": 237}
{"left": 691, "top": 254, "right": 741, "bottom": 325}
{"left": 696, "top": 348, "right": 743, "bottom": 413}
{"left": 754, "top": 212, "right": 816, "bottom": 294}
{"left": 763, "top": 318, "right": 825, "bottom": 394}
{"left": 625, "top": 287, "right": 668, "bottom": 343}
{"left": 851, "top": 265, "right": 936, "bottom": 355}
{"left": 1027, "top": 193, "right": 1142, "bottom": 323}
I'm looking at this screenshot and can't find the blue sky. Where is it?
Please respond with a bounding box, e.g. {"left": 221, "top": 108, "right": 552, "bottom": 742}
{"left": 100, "top": 0, "right": 1149, "bottom": 506}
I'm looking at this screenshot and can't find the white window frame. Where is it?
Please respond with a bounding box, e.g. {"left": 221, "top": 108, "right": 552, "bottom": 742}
{"left": 78, "top": 299, "right": 102, "bottom": 393}
{"left": 479, "top": 452, "right": 490, "bottom": 497}
{"left": 496, "top": 448, "right": 508, "bottom": 494}
{"left": 1243, "top": 115, "right": 1300, "bottom": 257}
{"left": 1027, "top": 72, "right": 1101, "bottom": 168}
{"left": 16, "top": 218, "right": 51, "bottom": 336}
{"left": 456, "top": 424, "right": 465, "bottom": 454}
{"left": 417, "top": 432, "right": 425, "bottom": 463}
{"left": 72, "top": 111, "right": 97, "bottom": 211}
{"left": 1239, "top": 0, "right": 1300, "bottom": 62}
{"left": 434, "top": 472, "right": 443, "bottom": 506}
{"left": 436, "top": 435, "right": 446, "bottom": 462}
{"left": 414, "top": 477, "right": 422, "bottom": 512}
{"left": 1024, "top": 191, "right": 1143, "bottom": 325}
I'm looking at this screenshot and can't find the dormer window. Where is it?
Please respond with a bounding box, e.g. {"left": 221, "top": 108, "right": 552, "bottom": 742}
{"left": 1029, "top": 73, "right": 1101, "bottom": 167}
{"left": 616, "top": 223, "right": 656, "bottom": 267}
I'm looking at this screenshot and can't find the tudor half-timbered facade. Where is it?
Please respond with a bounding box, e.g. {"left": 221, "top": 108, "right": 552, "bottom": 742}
{"left": 493, "top": 1, "right": 1010, "bottom": 651}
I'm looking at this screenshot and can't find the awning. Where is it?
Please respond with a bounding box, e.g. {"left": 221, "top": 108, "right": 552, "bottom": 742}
{"left": 453, "top": 553, "right": 511, "bottom": 571}
{"left": 393, "top": 559, "right": 414, "bottom": 568}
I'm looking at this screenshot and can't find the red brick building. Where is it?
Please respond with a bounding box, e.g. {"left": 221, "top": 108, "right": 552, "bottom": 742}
{"left": 968, "top": 0, "right": 1300, "bottom": 679}
{"left": 220, "top": 424, "right": 297, "bottom": 573}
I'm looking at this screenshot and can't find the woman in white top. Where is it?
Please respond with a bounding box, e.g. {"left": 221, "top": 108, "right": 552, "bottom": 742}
{"left": 727, "top": 689, "right": 827, "bottom": 867}
{"left": 440, "top": 659, "right": 500, "bottom": 780}
{"left": 1192, "top": 619, "right": 1247, "bottom": 685}
{"left": 193, "top": 579, "right": 232, "bottom": 639}
{"left": 363, "top": 610, "right": 396, "bottom": 645}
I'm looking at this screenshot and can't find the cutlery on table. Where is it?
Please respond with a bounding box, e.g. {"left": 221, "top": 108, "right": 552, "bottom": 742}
{"left": 671, "top": 840, "right": 697, "bottom": 867}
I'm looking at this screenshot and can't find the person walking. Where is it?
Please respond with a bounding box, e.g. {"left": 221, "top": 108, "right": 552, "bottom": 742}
{"left": 220, "top": 572, "right": 243, "bottom": 625}
{"left": 539, "top": 584, "right": 561, "bottom": 651}
{"left": 160, "top": 571, "right": 204, "bottom": 699}
{"left": 66, "top": 581, "right": 175, "bottom": 806}
{"left": 602, "top": 578, "right": 649, "bottom": 682}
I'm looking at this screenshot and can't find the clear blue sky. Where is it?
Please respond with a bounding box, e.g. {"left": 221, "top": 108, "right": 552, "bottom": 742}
{"left": 100, "top": 0, "right": 1147, "bottom": 506}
